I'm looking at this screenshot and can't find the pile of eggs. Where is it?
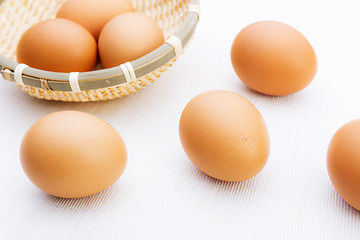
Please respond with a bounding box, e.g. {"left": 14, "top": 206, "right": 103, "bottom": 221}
{"left": 16, "top": 0, "right": 360, "bottom": 213}
{"left": 16, "top": 0, "right": 165, "bottom": 72}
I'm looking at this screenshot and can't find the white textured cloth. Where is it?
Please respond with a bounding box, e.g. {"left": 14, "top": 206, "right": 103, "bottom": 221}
{"left": 1, "top": 0, "right": 360, "bottom": 239}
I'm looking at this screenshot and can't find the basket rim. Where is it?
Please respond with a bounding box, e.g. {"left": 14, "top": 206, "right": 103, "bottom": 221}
{"left": 0, "top": 0, "right": 200, "bottom": 92}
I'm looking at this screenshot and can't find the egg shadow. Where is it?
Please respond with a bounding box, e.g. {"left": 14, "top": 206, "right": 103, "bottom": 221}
{"left": 327, "top": 183, "right": 360, "bottom": 217}
{"left": 180, "top": 154, "right": 269, "bottom": 197}
{"left": 235, "top": 81, "right": 315, "bottom": 107}
{"left": 30, "top": 181, "right": 127, "bottom": 214}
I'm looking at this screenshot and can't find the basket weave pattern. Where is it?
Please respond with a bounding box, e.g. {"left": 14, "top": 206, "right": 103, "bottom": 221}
{"left": 0, "top": 0, "right": 190, "bottom": 102}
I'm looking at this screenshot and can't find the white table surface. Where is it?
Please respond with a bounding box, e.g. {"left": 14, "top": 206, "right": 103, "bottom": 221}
{"left": 2, "top": 0, "right": 360, "bottom": 239}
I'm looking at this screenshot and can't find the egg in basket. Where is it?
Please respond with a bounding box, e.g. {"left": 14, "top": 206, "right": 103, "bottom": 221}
{"left": 0, "top": 0, "right": 199, "bottom": 102}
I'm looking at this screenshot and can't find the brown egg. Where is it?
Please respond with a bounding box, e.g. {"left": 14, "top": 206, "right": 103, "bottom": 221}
{"left": 327, "top": 120, "right": 360, "bottom": 210}
{"left": 17, "top": 19, "right": 97, "bottom": 73}
{"left": 231, "top": 21, "right": 317, "bottom": 96}
{"left": 98, "top": 12, "right": 165, "bottom": 68}
{"left": 179, "top": 90, "right": 270, "bottom": 182}
{"left": 57, "top": 0, "right": 134, "bottom": 40}
{"left": 20, "top": 111, "right": 127, "bottom": 198}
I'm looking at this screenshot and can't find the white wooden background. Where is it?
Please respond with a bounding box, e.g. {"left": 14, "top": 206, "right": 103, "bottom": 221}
{"left": 1, "top": 0, "right": 360, "bottom": 239}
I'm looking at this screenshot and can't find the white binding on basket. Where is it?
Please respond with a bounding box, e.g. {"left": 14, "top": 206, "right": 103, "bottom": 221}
{"left": 14, "top": 64, "right": 29, "bottom": 86}
{"left": 125, "top": 62, "right": 137, "bottom": 82}
{"left": 188, "top": 4, "right": 200, "bottom": 15}
{"left": 166, "top": 36, "right": 183, "bottom": 57}
{"left": 69, "top": 72, "right": 81, "bottom": 92}
{"left": 120, "top": 62, "right": 136, "bottom": 83}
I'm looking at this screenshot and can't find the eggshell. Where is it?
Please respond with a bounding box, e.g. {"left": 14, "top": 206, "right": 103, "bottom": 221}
{"left": 16, "top": 18, "right": 97, "bottom": 73}
{"left": 327, "top": 120, "right": 360, "bottom": 211}
{"left": 231, "top": 21, "right": 317, "bottom": 96}
{"left": 20, "top": 111, "right": 127, "bottom": 198}
{"left": 57, "top": 0, "right": 134, "bottom": 40}
{"left": 179, "top": 90, "right": 270, "bottom": 182}
{"left": 98, "top": 12, "right": 165, "bottom": 68}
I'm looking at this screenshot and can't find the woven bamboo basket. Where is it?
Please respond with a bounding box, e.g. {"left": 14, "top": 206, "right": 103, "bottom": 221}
{"left": 0, "top": 0, "right": 199, "bottom": 102}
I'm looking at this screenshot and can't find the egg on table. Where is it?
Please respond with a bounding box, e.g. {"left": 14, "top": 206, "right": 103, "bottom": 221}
{"left": 20, "top": 111, "right": 127, "bottom": 198}
{"left": 231, "top": 21, "right": 317, "bottom": 96}
{"left": 327, "top": 120, "right": 360, "bottom": 211}
{"left": 179, "top": 90, "right": 270, "bottom": 182}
